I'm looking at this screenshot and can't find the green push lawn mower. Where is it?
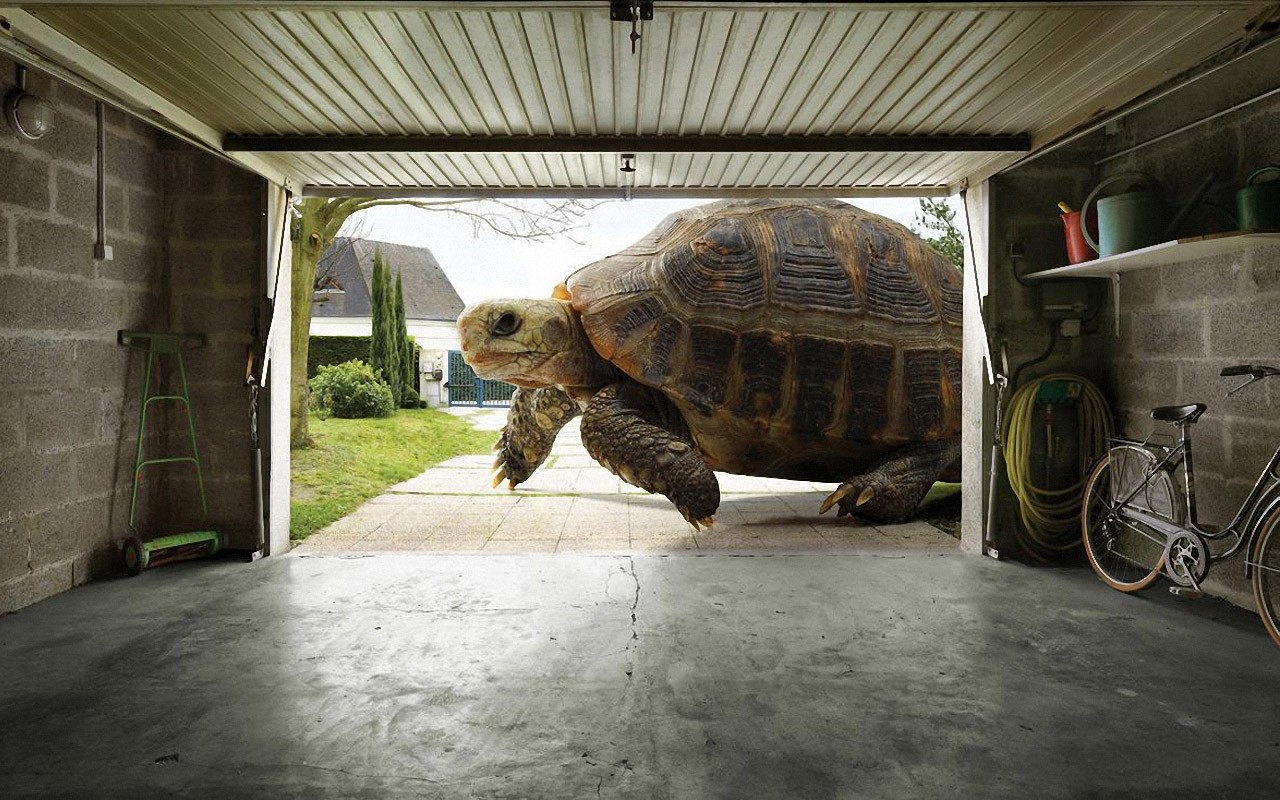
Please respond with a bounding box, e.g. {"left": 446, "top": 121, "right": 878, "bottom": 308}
{"left": 118, "top": 330, "right": 224, "bottom": 575}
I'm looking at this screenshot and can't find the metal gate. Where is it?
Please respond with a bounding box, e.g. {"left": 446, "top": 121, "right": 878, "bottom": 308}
{"left": 447, "top": 351, "right": 518, "bottom": 407}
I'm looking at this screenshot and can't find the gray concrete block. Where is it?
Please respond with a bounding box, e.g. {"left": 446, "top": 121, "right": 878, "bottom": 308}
{"left": 38, "top": 113, "right": 96, "bottom": 170}
{"left": 1179, "top": 360, "right": 1273, "bottom": 418}
{"left": 0, "top": 275, "right": 104, "bottom": 331}
{"left": 172, "top": 295, "right": 253, "bottom": 341}
{"left": 124, "top": 186, "right": 160, "bottom": 239}
{"left": 0, "top": 149, "right": 51, "bottom": 212}
{"left": 0, "top": 448, "right": 78, "bottom": 515}
{"left": 166, "top": 243, "right": 218, "bottom": 290}
{"left": 52, "top": 167, "right": 96, "bottom": 228}
{"left": 0, "top": 209, "right": 10, "bottom": 269}
{"left": 221, "top": 165, "right": 265, "bottom": 199}
{"left": 1104, "top": 357, "right": 1181, "bottom": 412}
{"left": 0, "top": 559, "right": 71, "bottom": 615}
{"left": 98, "top": 240, "right": 160, "bottom": 285}
{"left": 1208, "top": 298, "right": 1280, "bottom": 359}
{"left": 15, "top": 216, "right": 94, "bottom": 278}
{"left": 106, "top": 133, "right": 157, "bottom": 191}
{"left": 0, "top": 518, "right": 29, "bottom": 583}
{"left": 19, "top": 498, "right": 109, "bottom": 573}
{"left": 51, "top": 79, "right": 99, "bottom": 121}
{"left": 75, "top": 338, "right": 133, "bottom": 391}
{"left": 23, "top": 390, "right": 103, "bottom": 451}
{"left": 176, "top": 200, "right": 261, "bottom": 245}
{"left": 161, "top": 149, "right": 224, "bottom": 196}
{"left": 0, "top": 391, "right": 22, "bottom": 454}
{"left": 71, "top": 441, "right": 137, "bottom": 502}
{"left": 1131, "top": 308, "right": 1204, "bottom": 356}
{"left": 218, "top": 243, "right": 263, "bottom": 289}
{"left": 1159, "top": 255, "right": 1241, "bottom": 304}
{"left": 0, "top": 337, "right": 77, "bottom": 389}
{"left": 1246, "top": 246, "right": 1280, "bottom": 292}
{"left": 1225, "top": 417, "right": 1280, "bottom": 486}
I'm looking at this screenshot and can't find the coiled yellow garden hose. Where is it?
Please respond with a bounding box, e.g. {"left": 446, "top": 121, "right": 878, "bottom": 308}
{"left": 1001, "top": 373, "right": 1113, "bottom": 561}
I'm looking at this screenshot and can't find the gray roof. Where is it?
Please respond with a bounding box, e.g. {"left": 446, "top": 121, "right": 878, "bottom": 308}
{"left": 312, "top": 237, "right": 465, "bottom": 322}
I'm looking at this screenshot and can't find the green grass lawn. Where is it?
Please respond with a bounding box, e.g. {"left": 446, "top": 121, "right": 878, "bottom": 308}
{"left": 290, "top": 409, "right": 494, "bottom": 541}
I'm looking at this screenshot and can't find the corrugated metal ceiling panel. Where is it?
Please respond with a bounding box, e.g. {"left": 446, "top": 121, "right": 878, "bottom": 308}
{"left": 6, "top": 2, "right": 1272, "bottom": 195}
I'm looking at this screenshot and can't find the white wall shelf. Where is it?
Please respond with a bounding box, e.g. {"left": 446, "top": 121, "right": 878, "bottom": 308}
{"left": 1022, "top": 231, "right": 1280, "bottom": 335}
{"left": 1024, "top": 232, "right": 1280, "bottom": 281}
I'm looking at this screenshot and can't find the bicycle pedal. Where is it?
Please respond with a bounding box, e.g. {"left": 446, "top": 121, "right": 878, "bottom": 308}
{"left": 1168, "top": 586, "right": 1205, "bottom": 600}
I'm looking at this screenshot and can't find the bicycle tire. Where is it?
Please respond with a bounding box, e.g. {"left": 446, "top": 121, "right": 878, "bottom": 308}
{"left": 1250, "top": 507, "right": 1280, "bottom": 648}
{"left": 1081, "top": 446, "right": 1174, "bottom": 592}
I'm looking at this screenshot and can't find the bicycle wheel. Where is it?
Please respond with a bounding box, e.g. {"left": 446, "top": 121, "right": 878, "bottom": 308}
{"left": 1081, "top": 445, "right": 1175, "bottom": 592}
{"left": 1250, "top": 507, "right": 1280, "bottom": 648}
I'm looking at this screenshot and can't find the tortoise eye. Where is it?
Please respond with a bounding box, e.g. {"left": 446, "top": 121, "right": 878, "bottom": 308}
{"left": 491, "top": 311, "right": 521, "bottom": 336}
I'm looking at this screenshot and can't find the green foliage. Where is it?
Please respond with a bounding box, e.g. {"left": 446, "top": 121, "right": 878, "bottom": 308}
{"left": 290, "top": 408, "right": 495, "bottom": 540}
{"left": 368, "top": 249, "right": 402, "bottom": 405}
{"left": 912, "top": 198, "right": 965, "bottom": 270}
{"left": 400, "top": 385, "right": 424, "bottom": 409}
{"left": 395, "top": 271, "right": 414, "bottom": 403}
{"left": 307, "top": 336, "right": 371, "bottom": 378}
{"left": 308, "top": 359, "right": 395, "bottom": 419}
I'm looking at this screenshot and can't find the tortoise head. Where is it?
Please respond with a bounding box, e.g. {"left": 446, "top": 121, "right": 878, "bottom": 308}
{"left": 458, "top": 298, "right": 606, "bottom": 390}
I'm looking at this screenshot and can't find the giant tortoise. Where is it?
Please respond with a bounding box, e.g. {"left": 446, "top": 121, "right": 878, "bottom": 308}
{"left": 457, "top": 199, "right": 962, "bottom": 527}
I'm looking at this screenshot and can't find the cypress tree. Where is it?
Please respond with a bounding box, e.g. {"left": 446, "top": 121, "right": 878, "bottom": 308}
{"left": 394, "top": 270, "right": 414, "bottom": 405}
{"left": 368, "top": 249, "right": 401, "bottom": 404}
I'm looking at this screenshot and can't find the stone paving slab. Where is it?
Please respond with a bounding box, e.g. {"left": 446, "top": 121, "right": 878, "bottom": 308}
{"left": 298, "top": 414, "right": 958, "bottom": 556}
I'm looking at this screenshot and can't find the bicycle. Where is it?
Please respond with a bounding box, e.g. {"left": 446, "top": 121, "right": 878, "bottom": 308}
{"left": 1080, "top": 364, "right": 1280, "bottom": 648}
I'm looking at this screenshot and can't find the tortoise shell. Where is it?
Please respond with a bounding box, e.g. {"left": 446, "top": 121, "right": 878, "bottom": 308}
{"left": 564, "top": 199, "right": 962, "bottom": 453}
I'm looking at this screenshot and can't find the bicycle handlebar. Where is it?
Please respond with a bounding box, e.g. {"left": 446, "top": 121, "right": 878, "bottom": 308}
{"left": 1220, "top": 365, "right": 1280, "bottom": 378}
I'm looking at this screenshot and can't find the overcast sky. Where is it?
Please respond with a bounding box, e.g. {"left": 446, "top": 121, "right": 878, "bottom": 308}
{"left": 343, "top": 196, "right": 962, "bottom": 306}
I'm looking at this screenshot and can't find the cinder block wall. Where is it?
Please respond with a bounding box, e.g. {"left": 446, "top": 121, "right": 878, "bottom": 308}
{"left": 0, "top": 57, "right": 264, "bottom": 613}
{"left": 990, "top": 45, "right": 1280, "bottom": 607}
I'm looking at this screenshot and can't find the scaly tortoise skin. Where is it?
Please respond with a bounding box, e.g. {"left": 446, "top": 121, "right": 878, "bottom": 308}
{"left": 457, "top": 199, "right": 962, "bottom": 527}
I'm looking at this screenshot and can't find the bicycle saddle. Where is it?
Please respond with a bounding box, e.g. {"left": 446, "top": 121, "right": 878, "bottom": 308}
{"left": 1151, "top": 403, "right": 1207, "bottom": 424}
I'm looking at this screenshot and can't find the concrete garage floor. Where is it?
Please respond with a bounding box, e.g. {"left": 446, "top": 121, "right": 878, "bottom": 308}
{"left": 298, "top": 414, "right": 956, "bottom": 555}
{"left": 1, "top": 552, "right": 1278, "bottom": 798}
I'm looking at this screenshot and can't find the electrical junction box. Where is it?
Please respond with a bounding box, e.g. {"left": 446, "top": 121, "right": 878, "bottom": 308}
{"left": 1039, "top": 281, "right": 1091, "bottom": 320}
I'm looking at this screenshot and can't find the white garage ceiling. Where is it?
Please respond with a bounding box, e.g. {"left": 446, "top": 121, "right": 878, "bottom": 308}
{"left": 0, "top": 2, "right": 1275, "bottom": 197}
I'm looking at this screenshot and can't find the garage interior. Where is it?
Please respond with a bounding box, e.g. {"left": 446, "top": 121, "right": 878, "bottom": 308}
{"left": 2, "top": 2, "right": 1280, "bottom": 797}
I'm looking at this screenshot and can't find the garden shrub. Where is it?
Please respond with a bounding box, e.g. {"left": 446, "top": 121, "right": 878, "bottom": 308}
{"left": 309, "top": 359, "right": 395, "bottom": 419}
{"left": 400, "top": 386, "right": 423, "bottom": 409}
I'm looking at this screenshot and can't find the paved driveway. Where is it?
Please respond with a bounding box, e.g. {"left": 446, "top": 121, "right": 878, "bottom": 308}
{"left": 296, "top": 411, "right": 956, "bottom": 555}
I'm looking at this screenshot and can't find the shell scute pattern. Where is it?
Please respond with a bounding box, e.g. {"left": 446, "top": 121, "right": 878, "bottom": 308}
{"left": 566, "top": 200, "right": 961, "bottom": 444}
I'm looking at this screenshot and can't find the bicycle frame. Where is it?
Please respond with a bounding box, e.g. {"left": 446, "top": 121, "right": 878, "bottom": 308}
{"left": 1108, "top": 419, "right": 1280, "bottom": 579}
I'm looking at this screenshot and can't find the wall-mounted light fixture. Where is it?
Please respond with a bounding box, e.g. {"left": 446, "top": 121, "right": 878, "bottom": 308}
{"left": 619, "top": 153, "right": 636, "bottom": 173}
{"left": 4, "top": 64, "right": 55, "bottom": 141}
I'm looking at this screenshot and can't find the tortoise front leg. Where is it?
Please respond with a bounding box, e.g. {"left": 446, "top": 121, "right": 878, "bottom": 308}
{"left": 820, "top": 441, "right": 960, "bottom": 524}
{"left": 493, "top": 386, "right": 580, "bottom": 489}
{"left": 580, "top": 383, "right": 719, "bottom": 528}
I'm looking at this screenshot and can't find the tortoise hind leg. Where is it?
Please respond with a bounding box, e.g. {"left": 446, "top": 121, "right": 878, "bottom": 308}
{"left": 493, "top": 386, "right": 580, "bottom": 488}
{"left": 580, "top": 383, "right": 719, "bottom": 528}
{"left": 820, "top": 441, "right": 960, "bottom": 524}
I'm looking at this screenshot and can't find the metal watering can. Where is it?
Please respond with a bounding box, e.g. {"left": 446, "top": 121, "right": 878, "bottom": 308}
{"left": 1080, "top": 172, "right": 1212, "bottom": 258}
{"left": 1238, "top": 166, "right": 1280, "bottom": 232}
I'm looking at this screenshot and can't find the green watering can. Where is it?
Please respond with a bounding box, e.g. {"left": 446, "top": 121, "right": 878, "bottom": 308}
{"left": 1081, "top": 172, "right": 1166, "bottom": 258}
{"left": 1081, "top": 172, "right": 1214, "bottom": 257}
{"left": 1238, "top": 166, "right": 1280, "bottom": 232}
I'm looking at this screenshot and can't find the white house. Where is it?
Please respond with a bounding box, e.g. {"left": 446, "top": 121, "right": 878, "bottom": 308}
{"left": 310, "top": 237, "right": 464, "bottom": 407}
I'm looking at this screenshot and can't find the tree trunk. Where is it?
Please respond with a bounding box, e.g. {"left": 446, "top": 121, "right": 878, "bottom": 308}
{"left": 289, "top": 203, "right": 327, "bottom": 449}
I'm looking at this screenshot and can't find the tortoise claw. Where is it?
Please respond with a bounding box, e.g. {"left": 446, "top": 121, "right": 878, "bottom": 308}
{"left": 491, "top": 468, "right": 507, "bottom": 488}
{"left": 821, "top": 484, "right": 876, "bottom": 517}
{"left": 820, "top": 484, "right": 856, "bottom": 515}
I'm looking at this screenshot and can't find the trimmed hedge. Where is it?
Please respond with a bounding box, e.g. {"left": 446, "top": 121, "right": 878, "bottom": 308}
{"left": 309, "top": 335, "right": 421, "bottom": 380}
{"left": 309, "top": 336, "right": 370, "bottom": 378}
